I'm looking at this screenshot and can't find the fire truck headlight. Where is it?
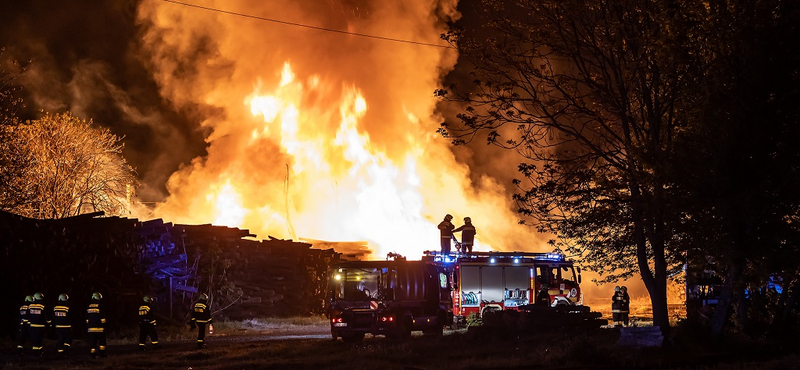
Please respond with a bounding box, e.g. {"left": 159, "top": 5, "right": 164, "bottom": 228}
{"left": 514, "top": 258, "right": 519, "bottom": 264}
{"left": 490, "top": 258, "right": 496, "bottom": 264}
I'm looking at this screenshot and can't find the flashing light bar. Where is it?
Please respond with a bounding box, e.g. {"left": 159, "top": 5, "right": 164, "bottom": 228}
{"left": 431, "top": 255, "right": 457, "bottom": 263}
{"left": 422, "top": 250, "right": 567, "bottom": 262}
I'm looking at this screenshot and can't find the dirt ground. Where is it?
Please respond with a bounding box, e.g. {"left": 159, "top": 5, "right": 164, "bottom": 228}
{"left": 2, "top": 320, "right": 799, "bottom": 370}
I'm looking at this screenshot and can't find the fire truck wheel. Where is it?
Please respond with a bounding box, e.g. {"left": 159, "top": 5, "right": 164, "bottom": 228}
{"left": 423, "top": 325, "right": 443, "bottom": 337}
{"left": 396, "top": 318, "right": 412, "bottom": 340}
{"left": 340, "top": 332, "right": 364, "bottom": 343}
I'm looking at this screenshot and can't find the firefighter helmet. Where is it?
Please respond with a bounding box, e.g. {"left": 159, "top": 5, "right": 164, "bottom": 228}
{"left": 143, "top": 295, "right": 152, "bottom": 303}
{"left": 464, "top": 217, "right": 471, "bottom": 223}
{"left": 24, "top": 295, "right": 33, "bottom": 303}
{"left": 621, "top": 286, "right": 628, "bottom": 292}
{"left": 58, "top": 293, "right": 69, "bottom": 302}
{"left": 614, "top": 286, "right": 620, "bottom": 292}
{"left": 198, "top": 293, "right": 209, "bottom": 301}
{"left": 33, "top": 292, "right": 44, "bottom": 301}
{"left": 91, "top": 292, "right": 103, "bottom": 301}
{"left": 444, "top": 214, "right": 453, "bottom": 221}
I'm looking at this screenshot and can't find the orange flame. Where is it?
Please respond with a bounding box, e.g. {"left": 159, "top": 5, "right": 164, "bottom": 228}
{"left": 137, "top": 0, "right": 544, "bottom": 259}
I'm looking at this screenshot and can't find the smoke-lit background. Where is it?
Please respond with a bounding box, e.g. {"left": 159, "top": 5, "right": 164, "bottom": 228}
{"left": 1, "top": 0, "right": 647, "bottom": 304}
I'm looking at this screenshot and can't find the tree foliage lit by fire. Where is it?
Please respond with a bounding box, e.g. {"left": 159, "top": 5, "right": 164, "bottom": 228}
{"left": 0, "top": 112, "right": 136, "bottom": 218}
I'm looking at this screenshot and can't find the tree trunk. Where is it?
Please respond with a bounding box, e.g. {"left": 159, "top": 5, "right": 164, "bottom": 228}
{"left": 631, "top": 187, "right": 670, "bottom": 338}
{"left": 710, "top": 261, "right": 740, "bottom": 338}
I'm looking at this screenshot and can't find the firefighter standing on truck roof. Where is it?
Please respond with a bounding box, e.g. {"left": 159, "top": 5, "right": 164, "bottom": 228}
{"left": 86, "top": 292, "right": 107, "bottom": 358}
{"left": 16, "top": 295, "right": 32, "bottom": 356}
{"left": 138, "top": 295, "right": 159, "bottom": 351}
{"left": 453, "top": 217, "right": 476, "bottom": 254}
{"left": 54, "top": 294, "right": 73, "bottom": 357}
{"left": 189, "top": 293, "right": 212, "bottom": 349}
{"left": 27, "top": 292, "right": 48, "bottom": 357}
{"left": 438, "top": 214, "right": 455, "bottom": 253}
{"left": 611, "top": 286, "right": 625, "bottom": 327}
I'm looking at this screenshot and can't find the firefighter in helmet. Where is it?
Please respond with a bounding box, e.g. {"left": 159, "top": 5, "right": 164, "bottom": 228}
{"left": 620, "top": 286, "right": 631, "bottom": 326}
{"left": 138, "top": 295, "right": 159, "bottom": 350}
{"left": 53, "top": 293, "right": 73, "bottom": 356}
{"left": 611, "top": 286, "right": 624, "bottom": 327}
{"left": 438, "top": 214, "right": 455, "bottom": 253}
{"left": 27, "top": 292, "right": 48, "bottom": 357}
{"left": 453, "top": 217, "right": 477, "bottom": 255}
{"left": 189, "top": 293, "right": 212, "bottom": 349}
{"left": 536, "top": 284, "right": 551, "bottom": 307}
{"left": 86, "top": 292, "right": 107, "bottom": 358}
{"left": 16, "top": 295, "right": 33, "bottom": 356}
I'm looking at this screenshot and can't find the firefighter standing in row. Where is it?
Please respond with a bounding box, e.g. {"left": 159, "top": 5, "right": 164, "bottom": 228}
{"left": 27, "top": 292, "right": 48, "bottom": 357}
{"left": 54, "top": 294, "right": 73, "bottom": 356}
{"left": 453, "top": 217, "right": 476, "bottom": 254}
{"left": 438, "top": 214, "right": 455, "bottom": 253}
{"left": 86, "top": 292, "right": 107, "bottom": 358}
{"left": 138, "top": 295, "right": 160, "bottom": 350}
{"left": 16, "top": 295, "right": 32, "bottom": 356}
{"left": 189, "top": 293, "right": 212, "bottom": 349}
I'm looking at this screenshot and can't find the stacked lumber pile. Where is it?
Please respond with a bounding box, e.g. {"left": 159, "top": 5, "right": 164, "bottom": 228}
{"left": 0, "top": 209, "right": 369, "bottom": 334}
{"left": 175, "top": 228, "right": 344, "bottom": 320}
{"left": 0, "top": 210, "right": 148, "bottom": 336}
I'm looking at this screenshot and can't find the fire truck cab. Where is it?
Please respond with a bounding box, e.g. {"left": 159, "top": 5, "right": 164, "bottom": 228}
{"left": 423, "top": 251, "right": 583, "bottom": 327}
{"left": 327, "top": 257, "right": 453, "bottom": 342}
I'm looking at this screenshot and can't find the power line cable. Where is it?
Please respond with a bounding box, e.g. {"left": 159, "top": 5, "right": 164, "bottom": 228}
{"left": 154, "top": 0, "right": 456, "bottom": 49}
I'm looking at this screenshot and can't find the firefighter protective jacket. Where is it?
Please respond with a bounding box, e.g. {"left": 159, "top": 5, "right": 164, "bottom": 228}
{"left": 53, "top": 304, "right": 71, "bottom": 329}
{"left": 611, "top": 292, "right": 627, "bottom": 313}
{"left": 138, "top": 303, "right": 156, "bottom": 324}
{"left": 19, "top": 303, "right": 29, "bottom": 326}
{"left": 86, "top": 300, "right": 106, "bottom": 332}
{"left": 191, "top": 301, "right": 212, "bottom": 324}
{"left": 27, "top": 302, "right": 48, "bottom": 329}
{"left": 438, "top": 220, "right": 455, "bottom": 239}
{"left": 453, "top": 222, "right": 476, "bottom": 244}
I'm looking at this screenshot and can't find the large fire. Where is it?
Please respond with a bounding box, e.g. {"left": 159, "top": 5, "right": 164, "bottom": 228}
{"left": 136, "top": 0, "right": 541, "bottom": 259}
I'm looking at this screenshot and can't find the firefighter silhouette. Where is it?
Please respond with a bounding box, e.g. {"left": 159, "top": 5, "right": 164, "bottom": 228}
{"left": 611, "top": 286, "right": 625, "bottom": 327}
{"left": 438, "top": 214, "right": 455, "bottom": 253}
{"left": 138, "top": 295, "right": 159, "bottom": 350}
{"left": 16, "top": 295, "right": 32, "bottom": 356}
{"left": 54, "top": 294, "right": 73, "bottom": 356}
{"left": 27, "top": 292, "right": 47, "bottom": 357}
{"left": 190, "top": 293, "right": 212, "bottom": 349}
{"left": 620, "top": 286, "right": 630, "bottom": 326}
{"left": 453, "top": 217, "right": 476, "bottom": 254}
{"left": 536, "top": 284, "right": 551, "bottom": 307}
{"left": 86, "top": 292, "right": 107, "bottom": 358}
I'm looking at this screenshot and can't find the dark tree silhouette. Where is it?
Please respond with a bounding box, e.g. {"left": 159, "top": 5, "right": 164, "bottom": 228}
{"left": 437, "top": 0, "right": 709, "bottom": 333}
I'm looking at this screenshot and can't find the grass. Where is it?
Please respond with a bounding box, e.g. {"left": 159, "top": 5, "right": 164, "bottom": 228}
{"left": 3, "top": 317, "right": 799, "bottom": 369}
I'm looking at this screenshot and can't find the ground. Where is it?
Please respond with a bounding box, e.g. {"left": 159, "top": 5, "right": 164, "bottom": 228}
{"left": 2, "top": 317, "right": 798, "bottom": 369}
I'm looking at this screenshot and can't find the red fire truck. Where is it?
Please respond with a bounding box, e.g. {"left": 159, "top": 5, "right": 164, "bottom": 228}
{"left": 422, "top": 250, "right": 583, "bottom": 327}
{"left": 327, "top": 256, "right": 453, "bottom": 342}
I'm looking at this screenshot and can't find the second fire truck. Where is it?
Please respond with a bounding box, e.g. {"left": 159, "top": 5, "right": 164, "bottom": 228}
{"left": 422, "top": 250, "right": 583, "bottom": 327}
